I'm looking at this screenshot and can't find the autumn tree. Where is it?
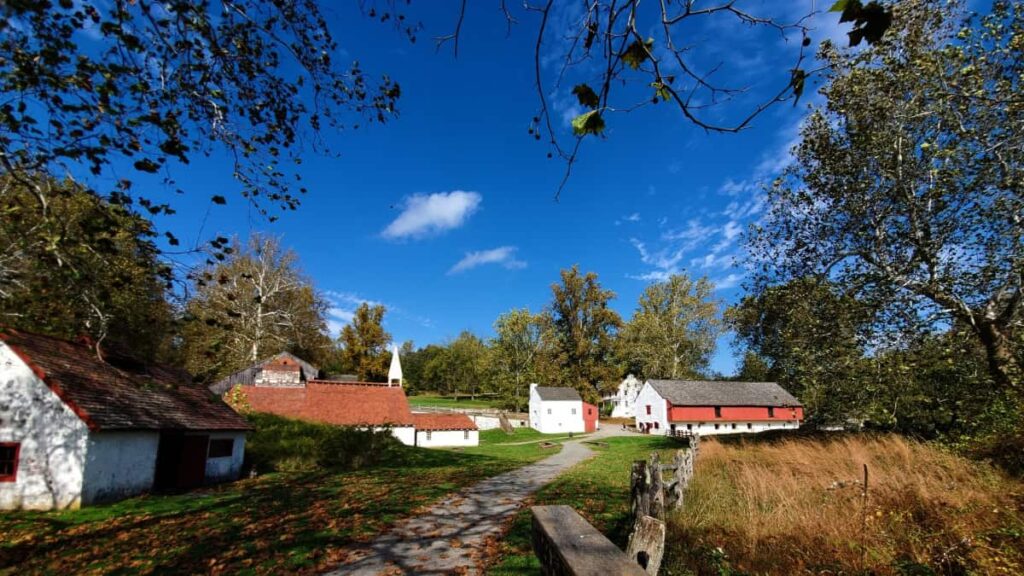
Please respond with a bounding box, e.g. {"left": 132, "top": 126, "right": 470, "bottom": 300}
{"left": 180, "top": 234, "right": 332, "bottom": 382}
{"left": 490, "top": 308, "right": 551, "bottom": 408}
{"left": 547, "top": 266, "right": 622, "bottom": 401}
{"left": 337, "top": 303, "right": 392, "bottom": 382}
{"left": 750, "top": 0, "right": 1024, "bottom": 391}
{"left": 727, "top": 278, "right": 872, "bottom": 426}
{"left": 0, "top": 177, "right": 174, "bottom": 361}
{"left": 618, "top": 274, "right": 721, "bottom": 380}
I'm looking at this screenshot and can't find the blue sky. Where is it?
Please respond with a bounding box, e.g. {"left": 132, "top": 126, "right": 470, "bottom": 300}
{"left": 133, "top": 2, "right": 855, "bottom": 375}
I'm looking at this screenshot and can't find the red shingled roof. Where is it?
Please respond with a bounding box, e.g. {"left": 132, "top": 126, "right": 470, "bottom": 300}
{"left": 241, "top": 382, "right": 415, "bottom": 427}
{"left": 411, "top": 413, "right": 478, "bottom": 431}
{"left": 0, "top": 329, "right": 251, "bottom": 432}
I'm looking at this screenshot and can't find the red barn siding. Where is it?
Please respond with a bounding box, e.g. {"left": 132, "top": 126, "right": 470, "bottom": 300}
{"left": 582, "top": 402, "right": 598, "bottom": 433}
{"left": 669, "top": 406, "right": 803, "bottom": 422}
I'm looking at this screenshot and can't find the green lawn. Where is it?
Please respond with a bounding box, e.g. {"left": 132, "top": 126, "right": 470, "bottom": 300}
{"left": 478, "top": 427, "right": 575, "bottom": 445}
{"left": 487, "top": 435, "right": 680, "bottom": 575}
{"left": 0, "top": 418, "right": 559, "bottom": 576}
{"left": 407, "top": 394, "right": 504, "bottom": 410}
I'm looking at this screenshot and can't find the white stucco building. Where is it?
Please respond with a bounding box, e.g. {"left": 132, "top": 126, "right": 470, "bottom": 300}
{"left": 412, "top": 414, "right": 479, "bottom": 447}
{"left": 528, "top": 384, "right": 598, "bottom": 434}
{"left": 388, "top": 345, "right": 403, "bottom": 386}
{"left": 1, "top": 330, "right": 251, "bottom": 510}
{"left": 634, "top": 379, "right": 804, "bottom": 436}
{"left": 602, "top": 374, "right": 642, "bottom": 418}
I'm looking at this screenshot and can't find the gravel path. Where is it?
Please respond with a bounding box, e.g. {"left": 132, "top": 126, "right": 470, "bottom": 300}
{"left": 328, "top": 428, "right": 625, "bottom": 575}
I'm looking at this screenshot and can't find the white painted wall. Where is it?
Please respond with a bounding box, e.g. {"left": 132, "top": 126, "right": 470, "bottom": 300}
{"left": 633, "top": 382, "right": 669, "bottom": 433}
{"left": 0, "top": 344, "right": 90, "bottom": 510}
{"left": 608, "top": 375, "right": 642, "bottom": 418}
{"left": 416, "top": 429, "right": 479, "bottom": 447}
{"left": 529, "top": 387, "right": 585, "bottom": 434}
{"left": 390, "top": 426, "right": 416, "bottom": 446}
{"left": 203, "top": 431, "right": 247, "bottom": 483}
{"left": 81, "top": 431, "right": 159, "bottom": 504}
{"left": 677, "top": 420, "right": 800, "bottom": 436}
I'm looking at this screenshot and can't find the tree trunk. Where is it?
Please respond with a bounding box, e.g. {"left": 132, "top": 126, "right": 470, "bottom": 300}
{"left": 976, "top": 320, "right": 1020, "bottom": 391}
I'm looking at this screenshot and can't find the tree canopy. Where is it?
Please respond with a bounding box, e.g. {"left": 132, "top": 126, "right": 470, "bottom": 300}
{"left": 337, "top": 303, "right": 392, "bottom": 382}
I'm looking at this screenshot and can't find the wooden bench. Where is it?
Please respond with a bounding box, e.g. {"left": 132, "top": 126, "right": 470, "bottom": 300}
{"left": 531, "top": 505, "right": 647, "bottom": 576}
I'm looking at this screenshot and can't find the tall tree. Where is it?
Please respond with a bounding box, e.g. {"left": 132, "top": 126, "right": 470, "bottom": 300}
{"left": 491, "top": 308, "right": 550, "bottom": 408}
{"left": 180, "top": 234, "right": 332, "bottom": 382}
{"left": 750, "top": 0, "right": 1024, "bottom": 391}
{"left": 0, "top": 177, "right": 173, "bottom": 361}
{"left": 727, "top": 278, "right": 871, "bottom": 426}
{"left": 618, "top": 274, "right": 721, "bottom": 380}
{"left": 337, "top": 303, "right": 392, "bottom": 382}
{"left": 547, "top": 265, "right": 622, "bottom": 401}
{"left": 423, "top": 331, "right": 491, "bottom": 397}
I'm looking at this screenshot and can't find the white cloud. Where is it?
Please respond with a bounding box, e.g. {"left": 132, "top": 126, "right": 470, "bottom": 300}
{"left": 626, "top": 212, "right": 641, "bottom": 222}
{"left": 323, "top": 291, "right": 386, "bottom": 336}
{"left": 714, "top": 273, "right": 743, "bottom": 290}
{"left": 382, "top": 191, "right": 481, "bottom": 240}
{"left": 448, "top": 246, "right": 527, "bottom": 275}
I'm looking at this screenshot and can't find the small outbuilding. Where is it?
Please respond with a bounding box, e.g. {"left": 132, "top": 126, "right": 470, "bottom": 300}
{"left": 411, "top": 414, "right": 478, "bottom": 447}
{"left": 528, "top": 384, "right": 598, "bottom": 434}
{"left": 0, "top": 330, "right": 252, "bottom": 510}
{"left": 635, "top": 379, "right": 803, "bottom": 436}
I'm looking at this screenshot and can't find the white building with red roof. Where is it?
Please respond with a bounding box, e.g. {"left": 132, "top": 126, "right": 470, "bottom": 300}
{"left": 0, "top": 329, "right": 251, "bottom": 510}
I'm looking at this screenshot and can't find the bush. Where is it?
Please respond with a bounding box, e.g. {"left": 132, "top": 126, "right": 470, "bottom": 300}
{"left": 244, "top": 412, "right": 404, "bottom": 474}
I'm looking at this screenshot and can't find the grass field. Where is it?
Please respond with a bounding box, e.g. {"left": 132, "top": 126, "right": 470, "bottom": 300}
{"left": 664, "top": 434, "right": 1024, "bottom": 575}
{"left": 487, "top": 435, "right": 680, "bottom": 574}
{"left": 407, "top": 394, "right": 503, "bottom": 409}
{"left": 0, "top": 417, "right": 561, "bottom": 576}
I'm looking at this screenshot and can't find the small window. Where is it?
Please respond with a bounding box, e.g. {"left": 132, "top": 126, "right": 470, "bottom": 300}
{"left": 714, "top": 406, "right": 722, "bottom": 418}
{"left": 646, "top": 405, "right": 651, "bottom": 415}
{"left": 768, "top": 407, "right": 775, "bottom": 418}
{"left": 747, "top": 423, "right": 753, "bottom": 430}
{"left": 714, "top": 423, "right": 720, "bottom": 430}
{"left": 426, "top": 431, "right": 432, "bottom": 441}
{"left": 571, "top": 408, "right": 577, "bottom": 415}
{"left": 0, "top": 443, "right": 20, "bottom": 482}
{"left": 208, "top": 438, "right": 234, "bottom": 459}
{"left": 687, "top": 424, "right": 692, "bottom": 431}
{"left": 731, "top": 423, "right": 736, "bottom": 430}
{"left": 654, "top": 422, "right": 659, "bottom": 429}
{"left": 547, "top": 408, "right": 552, "bottom": 415}
{"left": 464, "top": 430, "right": 469, "bottom": 440}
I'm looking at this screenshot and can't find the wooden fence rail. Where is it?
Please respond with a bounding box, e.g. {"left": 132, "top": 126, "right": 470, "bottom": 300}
{"left": 532, "top": 434, "right": 701, "bottom": 575}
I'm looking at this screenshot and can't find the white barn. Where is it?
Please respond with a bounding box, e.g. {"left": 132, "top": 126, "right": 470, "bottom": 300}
{"left": 634, "top": 379, "right": 804, "bottom": 436}
{"left": 0, "top": 330, "right": 251, "bottom": 510}
{"left": 412, "top": 414, "right": 479, "bottom": 447}
{"left": 528, "top": 384, "right": 598, "bottom": 434}
{"left": 602, "top": 374, "right": 642, "bottom": 418}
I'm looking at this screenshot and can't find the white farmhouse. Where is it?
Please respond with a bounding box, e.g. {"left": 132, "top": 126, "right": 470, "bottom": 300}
{"left": 634, "top": 379, "right": 804, "bottom": 436}
{"left": 528, "top": 384, "right": 599, "bottom": 434}
{"left": 1, "top": 329, "right": 251, "bottom": 510}
{"left": 602, "top": 374, "right": 642, "bottom": 418}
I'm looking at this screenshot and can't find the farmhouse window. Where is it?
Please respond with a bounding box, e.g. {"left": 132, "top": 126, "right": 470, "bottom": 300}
{"left": 646, "top": 405, "right": 651, "bottom": 415}
{"left": 768, "top": 407, "right": 775, "bottom": 418}
{"left": 464, "top": 431, "right": 469, "bottom": 440}
{"left": 571, "top": 408, "right": 577, "bottom": 415}
{"left": 731, "top": 423, "right": 736, "bottom": 430}
{"left": 547, "top": 408, "right": 552, "bottom": 415}
{"left": 426, "top": 431, "right": 432, "bottom": 441}
{"left": 0, "top": 443, "right": 19, "bottom": 482}
{"left": 654, "top": 422, "right": 659, "bottom": 429}
{"left": 714, "top": 406, "right": 722, "bottom": 418}
{"left": 208, "top": 438, "right": 234, "bottom": 459}
{"left": 687, "top": 424, "right": 692, "bottom": 431}
{"left": 747, "top": 423, "right": 752, "bottom": 430}
{"left": 714, "top": 423, "right": 720, "bottom": 430}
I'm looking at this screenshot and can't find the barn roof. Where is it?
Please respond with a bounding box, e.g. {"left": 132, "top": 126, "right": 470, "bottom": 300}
{"left": 208, "top": 352, "right": 321, "bottom": 395}
{"left": 0, "top": 329, "right": 252, "bottom": 432}
{"left": 410, "top": 413, "right": 478, "bottom": 431}
{"left": 241, "top": 382, "right": 415, "bottom": 427}
{"left": 534, "top": 386, "right": 582, "bottom": 402}
{"left": 648, "top": 380, "right": 802, "bottom": 407}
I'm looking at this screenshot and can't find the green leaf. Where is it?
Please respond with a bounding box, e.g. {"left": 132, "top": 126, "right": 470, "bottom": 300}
{"left": 790, "top": 68, "right": 807, "bottom": 105}
{"left": 572, "top": 84, "right": 600, "bottom": 109}
{"left": 621, "top": 38, "right": 655, "bottom": 70}
{"left": 829, "top": 0, "right": 850, "bottom": 12}
{"left": 571, "top": 110, "right": 605, "bottom": 137}
{"left": 650, "top": 82, "right": 672, "bottom": 102}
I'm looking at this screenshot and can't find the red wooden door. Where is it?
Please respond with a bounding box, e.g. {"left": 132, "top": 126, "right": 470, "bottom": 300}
{"left": 177, "top": 435, "right": 209, "bottom": 488}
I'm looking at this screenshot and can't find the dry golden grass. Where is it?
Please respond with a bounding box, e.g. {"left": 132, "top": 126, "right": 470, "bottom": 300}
{"left": 665, "top": 434, "right": 1024, "bottom": 575}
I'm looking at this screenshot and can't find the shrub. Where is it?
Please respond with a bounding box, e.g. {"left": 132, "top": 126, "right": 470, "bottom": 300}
{"left": 244, "top": 412, "right": 404, "bottom": 474}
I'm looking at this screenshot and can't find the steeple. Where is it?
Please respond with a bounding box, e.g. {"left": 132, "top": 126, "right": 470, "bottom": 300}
{"left": 388, "top": 344, "right": 403, "bottom": 387}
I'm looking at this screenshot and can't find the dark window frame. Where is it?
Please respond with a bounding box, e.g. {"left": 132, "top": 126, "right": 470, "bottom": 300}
{"left": 0, "top": 442, "right": 20, "bottom": 482}
{"left": 768, "top": 407, "right": 776, "bottom": 418}
{"left": 207, "top": 438, "right": 234, "bottom": 459}
{"left": 714, "top": 406, "right": 722, "bottom": 418}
